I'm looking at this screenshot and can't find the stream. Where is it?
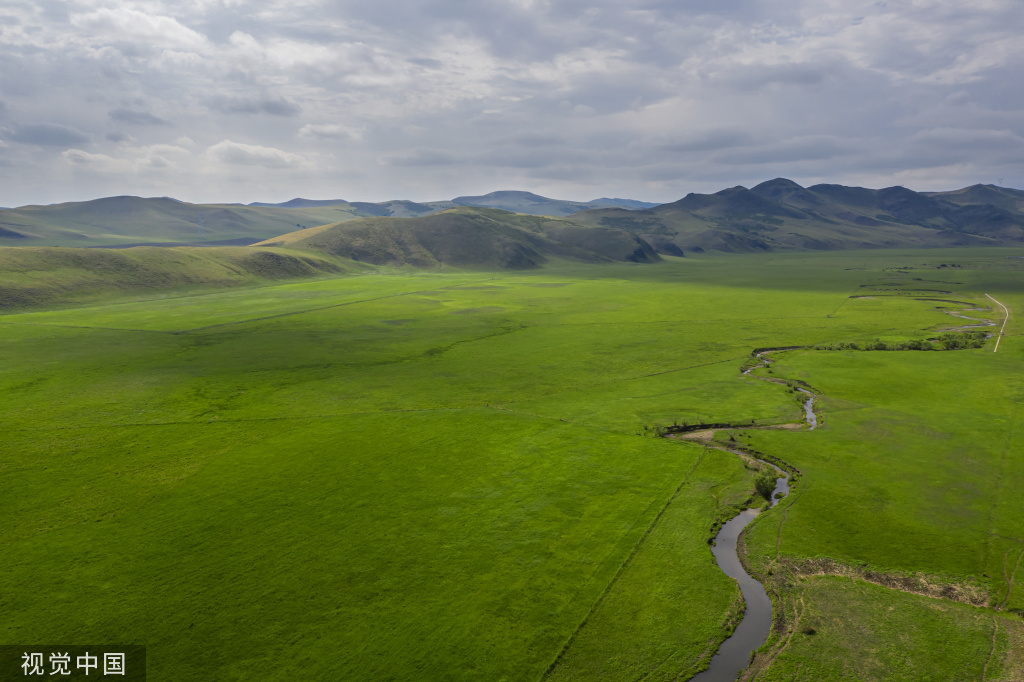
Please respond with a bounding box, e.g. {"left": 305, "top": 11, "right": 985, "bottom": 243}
{"left": 691, "top": 307, "right": 987, "bottom": 679}
{"left": 690, "top": 352, "right": 813, "bottom": 681}
{"left": 689, "top": 463, "right": 789, "bottom": 682}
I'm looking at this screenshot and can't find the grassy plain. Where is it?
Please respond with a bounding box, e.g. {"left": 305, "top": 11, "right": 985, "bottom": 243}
{"left": 1, "top": 248, "right": 1022, "bottom": 680}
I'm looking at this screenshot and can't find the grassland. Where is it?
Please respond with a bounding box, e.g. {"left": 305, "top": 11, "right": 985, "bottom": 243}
{"left": 1, "top": 248, "right": 1022, "bottom": 679}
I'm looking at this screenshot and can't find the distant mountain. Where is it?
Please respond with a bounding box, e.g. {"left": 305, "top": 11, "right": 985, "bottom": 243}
{"left": 347, "top": 200, "right": 447, "bottom": 217}
{"left": 923, "top": 184, "right": 1024, "bottom": 212}
{"left": 255, "top": 207, "right": 659, "bottom": 269}
{"left": 449, "top": 190, "right": 654, "bottom": 216}
{"left": 572, "top": 179, "right": 1024, "bottom": 253}
{"left": 587, "top": 197, "right": 659, "bottom": 209}
{"left": 249, "top": 198, "right": 349, "bottom": 208}
{"left": 4, "top": 182, "right": 1023, "bottom": 253}
{"left": 247, "top": 192, "right": 655, "bottom": 219}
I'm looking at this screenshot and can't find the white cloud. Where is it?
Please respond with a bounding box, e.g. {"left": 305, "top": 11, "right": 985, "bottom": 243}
{"left": 298, "top": 123, "right": 363, "bottom": 141}
{"left": 205, "top": 139, "right": 306, "bottom": 168}
{"left": 61, "top": 143, "right": 192, "bottom": 174}
{"left": 71, "top": 8, "right": 209, "bottom": 50}
{"left": 61, "top": 149, "right": 131, "bottom": 173}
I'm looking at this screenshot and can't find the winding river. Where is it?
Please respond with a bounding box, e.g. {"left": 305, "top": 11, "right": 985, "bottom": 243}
{"left": 690, "top": 353, "right": 813, "bottom": 681}
{"left": 689, "top": 303, "right": 998, "bottom": 679}
{"left": 690, "top": 465, "right": 789, "bottom": 682}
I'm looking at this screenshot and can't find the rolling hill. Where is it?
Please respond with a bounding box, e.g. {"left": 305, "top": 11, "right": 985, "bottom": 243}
{"left": 0, "top": 245, "right": 354, "bottom": 310}
{"left": 254, "top": 207, "right": 660, "bottom": 268}
{"left": 0, "top": 196, "right": 366, "bottom": 247}
{"left": 3, "top": 181, "right": 1023, "bottom": 257}
{"left": 0, "top": 193, "right": 655, "bottom": 247}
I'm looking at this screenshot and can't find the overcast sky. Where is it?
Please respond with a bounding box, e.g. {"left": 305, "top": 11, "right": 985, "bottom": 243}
{"left": 1, "top": 0, "right": 1022, "bottom": 206}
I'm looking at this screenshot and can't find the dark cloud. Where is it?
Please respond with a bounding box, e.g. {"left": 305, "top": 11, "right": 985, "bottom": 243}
{"left": 713, "top": 62, "right": 830, "bottom": 91}
{"left": 387, "top": 149, "right": 460, "bottom": 167}
{"left": 109, "top": 108, "right": 169, "bottom": 126}
{"left": 664, "top": 130, "right": 757, "bottom": 154}
{"left": 207, "top": 95, "right": 302, "bottom": 117}
{"left": 8, "top": 123, "right": 89, "bottom": 147}
{"left": 715, "top": 136, "right": 855, "bottom": 165}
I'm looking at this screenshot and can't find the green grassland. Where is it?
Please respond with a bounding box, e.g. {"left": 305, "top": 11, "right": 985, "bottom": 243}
{"left": 748, "top": 577, "right": 1022, "bottom": 681}
{"left": 2, "top": 248, "right": 1023, "bottom": 679}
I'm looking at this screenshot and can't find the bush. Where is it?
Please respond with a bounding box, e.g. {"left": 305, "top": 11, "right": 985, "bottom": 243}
{"left": 755, "top": 470, "right": 777, "bottom": 499}
{"left": 899, "top": 338, "right": 930, "bottom": 351}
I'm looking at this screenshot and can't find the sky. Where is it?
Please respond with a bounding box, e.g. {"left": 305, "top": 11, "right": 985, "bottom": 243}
{"left": 0, "top": 0, "right": 1022, "bottom": 206}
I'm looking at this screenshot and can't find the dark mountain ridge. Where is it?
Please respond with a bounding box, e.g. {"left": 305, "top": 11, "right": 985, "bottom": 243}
{"left": 2, "top": 181, "right": 1022, "bottom": 257}
{"left": 571, "top": 179, "right": 1024, "bottom": 253}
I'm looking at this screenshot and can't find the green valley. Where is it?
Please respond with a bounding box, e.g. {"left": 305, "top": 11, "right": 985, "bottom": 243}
{"left": 2, "top": 244, "right": 1022, "bottom": 680}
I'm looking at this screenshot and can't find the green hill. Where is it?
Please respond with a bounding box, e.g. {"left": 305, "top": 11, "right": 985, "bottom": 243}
{"left": 0, "top": 196, "right": 368, "bottom": 247}
{"left": 0, "top": 246, "right": 353, "bottom": 310}
{"left": 255, "top": 207, "right": 660, "bottom": 268}
{"left": 0, "top": 193, "right": 657, "bottom": 247}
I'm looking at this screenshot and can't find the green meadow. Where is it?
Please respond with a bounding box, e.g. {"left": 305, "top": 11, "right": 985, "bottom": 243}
{"left": 2, "top": 248, "right": 1022, "bottom": 679}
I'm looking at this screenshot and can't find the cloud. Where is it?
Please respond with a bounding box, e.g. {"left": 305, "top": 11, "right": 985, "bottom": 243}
{"left": 70, "top": 8, "right": 208, "bottom": 51}
{"left": 1, "top": 0, "right": 1023, "bottom": 205}
{"left": 109, "top": 109, "right": 170, "bottom": 126}
{"left": 664, "top": 129, "right": 757, "bottom": 154}
{"left": 60, "top": 148, "right": 148, "bottom": 176}
{"left": 714, "top": 136, "right": 855, "bottom": 165}
{"left": 385, "top": 149, "right": 460, "bottom": 167}
{"left": 207, "top": 95, "right": 302, "bottom": 117}
{"left": 61, "top": 143, "right": 192, "bottom": 174}
{"left": 8, "top": 123, "right": 89, "bottom": 147}
{"left": 205, "top": 139, "right": 306, "bottom": 168}
{"left": 298, "top": 123, "right": 362, "bottom": 140}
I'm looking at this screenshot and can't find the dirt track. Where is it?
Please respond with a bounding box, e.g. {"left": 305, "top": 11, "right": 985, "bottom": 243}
{"left": 986, "top": 293, "right": 1010, "bottom": 352}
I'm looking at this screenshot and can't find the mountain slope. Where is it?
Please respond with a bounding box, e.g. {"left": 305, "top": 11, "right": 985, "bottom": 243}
{"left": 5, "top": 181, "right": 1023, "bottom": 252}
{"left": 572, "top": 179, "right": 1024, "bottom": 253}
{"left": 0, "top": 192, "right": 656, "bottom": 246}
{"left": 0, "top": 246, "right": 353, "bottom": 310}
{"left": 255, "top": 207, "right": 660, "bottom": 269}
{"left": 0, "top": 196, "right": 367, "bottom": 246}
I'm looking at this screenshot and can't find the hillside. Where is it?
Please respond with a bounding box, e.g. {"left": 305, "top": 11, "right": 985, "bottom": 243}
{"left": 255, "top": 207, "right": 660, "bottom": 268}
{"left": 0, "top": 196, "right": 367, "bottom": 247}
{"left": 572, "top": 179, "right": 1024, "bottom": 253}
{"left": 0, "top": 246, "right": 353, "bottom": 310}
{"left": 0, "top": 193, "right": 655, "bottom": 247}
